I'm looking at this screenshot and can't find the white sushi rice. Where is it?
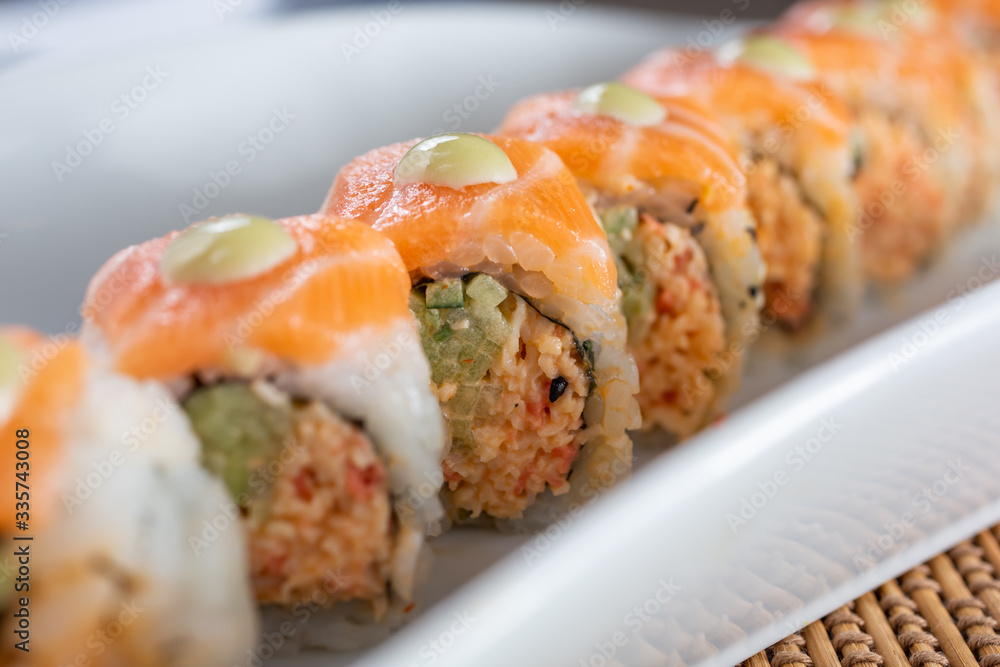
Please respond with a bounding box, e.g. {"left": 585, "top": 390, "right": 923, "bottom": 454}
{"left": 8, "top": 366, "right": 256, "bottom": 666}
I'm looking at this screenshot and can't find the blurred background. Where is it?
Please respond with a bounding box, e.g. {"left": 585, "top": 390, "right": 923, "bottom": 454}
{"left": 3, "top": 0, "right": 775, "bottom": 332}
{"left": 0, "top": 0, "right": 796, "bottom": 68}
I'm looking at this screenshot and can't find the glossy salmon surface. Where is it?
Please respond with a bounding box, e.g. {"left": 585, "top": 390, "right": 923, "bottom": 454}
{"left": 83, "top": 214, "right": 412, "bottom": 378}
{"left": 323, "top": 134, "right": 619, "bottom": 306}
{"left": 499, "top": 92, "right": 747, "bottom": 215}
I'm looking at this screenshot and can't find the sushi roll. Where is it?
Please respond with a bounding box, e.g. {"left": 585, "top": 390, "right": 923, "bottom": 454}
{"left": 767, "top": 0, "right": 997, "bottom": 280}
{"left": 498, "top": 85, "right": 765, "bottom": 436}
{"left": 322, "top": 133, "right": 641, "bottom": 524}
{"left": 907, "top": 0, "right": 1000, "bottom": 210}
{"left": 0, "top": 328, "right": 256, "bottom": 666}
{"left": 624, "top": 39, "right": 862, "bottom": 326}
{"left": 788, "top": 0, "right": 1000, "bottom": 218}
{"left": 932, "top": 0, "right": 1000, "bottom": 76}
{"left": 81, "top": 213, "right": 445, "bottom": 649}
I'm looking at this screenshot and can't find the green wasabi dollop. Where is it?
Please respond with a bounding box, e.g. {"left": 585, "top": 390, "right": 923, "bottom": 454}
{"left": 721, "top": 35, "right": 816, "bottom": 81}
{"left": 573, "top": 82, "right": 667, "bottom": 127}
{"left": 161, "top": 215, "right": 297, "bottom": 286}
{"left": 394, "top": 134, "right": 518, "bottom": 190}
{"left": 0, "top": 336, "right": 23, "bottom": 393}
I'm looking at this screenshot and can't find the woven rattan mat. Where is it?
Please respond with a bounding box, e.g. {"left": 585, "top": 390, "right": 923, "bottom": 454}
{"left": 742, "top": 527, "right": 1000, "bottom": 667}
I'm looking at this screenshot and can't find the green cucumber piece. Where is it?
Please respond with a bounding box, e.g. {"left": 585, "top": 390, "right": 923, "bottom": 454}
{"left": 425, "top": 278, "right": 465, "bottom": 309}
{"left": 599, "top": 206, "right": 657, "bottom": 333}
{"left": 183, "top": 383, "right": 294, "bottom": 501}
{"left": 466, "top": 273, "right": 509, "bottom": 309}
{"left": 412, "top": 274, "right": 517, "bottom": 451}
{"left": 412, "top": 274, "right": 515, "bottom": 387}
{"left": 600, "top": 206, "right": 639, "bottom": 236}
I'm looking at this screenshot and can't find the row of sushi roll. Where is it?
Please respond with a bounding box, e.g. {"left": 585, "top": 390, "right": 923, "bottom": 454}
{"left": 5, "top": 0, "right": 1000, "bottom": 661}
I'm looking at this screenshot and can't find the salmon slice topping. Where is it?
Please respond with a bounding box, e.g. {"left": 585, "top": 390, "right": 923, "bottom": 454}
{"left": 83, "top": 214, "right": 413, "bottom": 378}
{"left": 324, "top": 134, "right": 618, "bottom": 307}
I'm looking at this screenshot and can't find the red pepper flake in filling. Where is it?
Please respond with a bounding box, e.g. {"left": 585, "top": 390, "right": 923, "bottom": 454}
{"left": 627, "top": 215, "right": 726, "bottom": 438}
{"left": 440, "top": 296, "right": 588, "bottom": 520}
{"left": 291, "top": 467, "right": 316, "bottom": 501}
{"left": 656, "top": 288, "right": 678, "bottom": 316}
{"left": 247, "top": 402, "right": 392, "bottom": 607}
{"left": 347, "top": 463, "right": 386, "bottom": 501}
{"left": 673, "top": 247, "right": 693, "bottom": 273}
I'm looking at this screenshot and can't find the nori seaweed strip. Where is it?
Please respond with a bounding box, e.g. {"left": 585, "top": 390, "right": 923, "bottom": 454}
{"left": 520, "top": 297, "right": 598, "bottom": 402}
{"left": 777, "top": 162, "right": 830, "bottom": 223}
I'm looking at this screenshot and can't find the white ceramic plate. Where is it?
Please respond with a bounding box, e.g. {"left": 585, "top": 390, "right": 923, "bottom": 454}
{"left": 5, "top": 4, "right": 1000, "bottom": 667}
